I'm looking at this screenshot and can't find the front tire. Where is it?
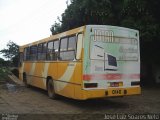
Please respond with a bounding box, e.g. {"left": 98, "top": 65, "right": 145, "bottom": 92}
{"left": 47, "top": 79, "right": 58, "bottom": 99}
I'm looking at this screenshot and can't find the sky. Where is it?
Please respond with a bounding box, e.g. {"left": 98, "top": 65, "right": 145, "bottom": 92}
{"left": 0, "top": 0, "right": 68, "bottom": 58}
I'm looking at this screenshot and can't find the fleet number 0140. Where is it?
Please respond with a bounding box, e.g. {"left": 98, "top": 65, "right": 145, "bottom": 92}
{"left": 112, "top": 90, "right": 122, "bottom": 94}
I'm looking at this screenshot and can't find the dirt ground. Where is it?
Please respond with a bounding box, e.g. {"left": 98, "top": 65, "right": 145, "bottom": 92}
{"left": 0, "top": 79, "right": 160, "bottom": 120}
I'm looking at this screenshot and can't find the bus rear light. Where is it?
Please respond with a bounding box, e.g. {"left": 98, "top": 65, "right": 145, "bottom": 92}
{"left": 131, "top": 81, "right": 140, "bottom": 86}
{"left": 119, "top": 82, "right": 123, "bottom": 87}
{"left": 84, "top": 83, "right": 98, "bottom": 88}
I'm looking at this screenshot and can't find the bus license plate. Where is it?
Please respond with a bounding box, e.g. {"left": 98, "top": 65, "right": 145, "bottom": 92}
{"left": 112, "top": 89, "right": 122, "bottom": 95}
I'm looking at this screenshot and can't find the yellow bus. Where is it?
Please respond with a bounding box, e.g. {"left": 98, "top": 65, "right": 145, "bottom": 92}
{"left": 18, "top": 25, "right": 141, "bottom": 100}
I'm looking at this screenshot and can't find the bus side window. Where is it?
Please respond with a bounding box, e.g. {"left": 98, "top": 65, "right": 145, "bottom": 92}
{"left": 30, "top": 45, "right": 37, "bottom": 61}
{"left": 68, "top": 36, "right": 77, "bottom": 50}
{"left": 60, "top": 37, "right": 68, "bottom": 60}
{"left": 37, "top": 44, "right": 43, "bottom": 60}
{"left": 42, "top": 43, "right": 47, "bottom": 60}
{"left": 53, "top": 40, "right": 59, "bottom": 60}
{"left": 60, "top": 38, "right": 68, "bottom": 51}
{"left": 76, "top": 33, "right": 83, "bottom": 60}
{"left": 38, "top": 43, "right": 47, "bottom": 60}
{"left": 24, "top": 47, "right": 30, "bottom": 61}
{"left": 47, "top": 40, "right": 59, "bottom": 61}
{"left": 60, "top": 36, "right": 76, "bottom": 61}
{"left": 47, "top": 41, "right": 54, "bottom": 60}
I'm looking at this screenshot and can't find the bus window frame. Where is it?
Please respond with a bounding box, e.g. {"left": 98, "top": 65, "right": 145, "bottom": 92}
{"left": 76, "top": 33, "right": 83, "bottom": 60}
{"left": 22, "top": 32, "right": 83, "bottom": 62}
{"left": 24, "top": 47, "right": 30, "bottom": 61}
{"left": 46, "top": 39, "right": 59, "bottom": 61}
{"left": 37, "top": 42, "right": 47, "bottom": 61}
{"left": 59, "top": 34, "right": 77, "bottom": 61}
{"left": 30, "top": 45, "right": 37, "bottom": 61}
{"left": 46, "top": 40, "right": 54, "bottom": 61}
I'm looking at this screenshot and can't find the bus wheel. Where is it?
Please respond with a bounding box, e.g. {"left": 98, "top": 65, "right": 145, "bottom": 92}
{"left": 23, "top": 73, "right": 29, "bottom": 88}
{"left": 47, "top": 79, "right": 58, "bottom": 99}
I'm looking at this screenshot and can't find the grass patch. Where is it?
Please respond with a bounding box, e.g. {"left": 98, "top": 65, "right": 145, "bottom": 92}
{"left": 0, "top": 67, "right": 12, "bottom": 82}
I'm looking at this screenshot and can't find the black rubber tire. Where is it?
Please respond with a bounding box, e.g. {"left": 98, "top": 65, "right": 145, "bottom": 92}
{"left": 47, "top": 79, "right": 58, "bottom": 99}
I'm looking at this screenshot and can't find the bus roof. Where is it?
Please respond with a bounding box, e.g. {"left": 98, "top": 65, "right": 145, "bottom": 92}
{"left": 20, "top": 25, "right": 86, "bottom": 49}
{"left": 19, "top": 25, "right": 138, "bottom": 51}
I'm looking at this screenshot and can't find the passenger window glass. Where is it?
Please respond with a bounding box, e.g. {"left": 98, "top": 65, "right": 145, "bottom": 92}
{"left": 60, "top": 38, "right": 68, "bottom": 51}
{"left": 37, "top": 43, "right": 46, "bottom": 60}
{"left": 48, "top": 41, "right": 53, "bottom": 52}
{"left": 59, "top": 36, "right": 76, "bottom": 61}
{"left": 37, "top": 44, "right": 43, "bottom": 60}
{"left": 43, "top": 43, "right": 47, "bottom": 53}
{"left": 42, "top": 43, "right": 47, "bottom": 60}
{"left": 53, "top": 40, "right": 59, "bottom": 60}
{"left": 60, "top": 51, "right": 75, "bottom": 60}
{"left": 30, "top": 45, "right": 37, "bottom": 60}
{"left": 68, "top": 36, "right": 77, "bottom": 50}
{"left": 54, "top": 40, "right": 59, "bottom": 52}
{"left": 47, "top": 41, "right": 54, "bottom": 60}
{"left": 47, "top": 40, "right": 59, "bottom": 60}
{"left": 24, "top": 47, "right": 30, "bottom": 60}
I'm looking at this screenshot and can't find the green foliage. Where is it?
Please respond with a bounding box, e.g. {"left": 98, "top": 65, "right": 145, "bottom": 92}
{"left": 121, "top": 0, "right": 160, "bottom": 41}
{"left": 0, "top": 41, "right": 19, "bottom": 67}
{"left": 51, "top": 0, "right": 115, "bottom": 34}
{"left": 0, "top": 58, "right": 4, "bottom": 67}
{"left": 50, "top": 0, "right": 160, "bottom": 43}
{"left": 0, "top": 58, "right": 5, "bottom": 63}
{"left": 0, "top": 58, "right": 9, "bottom": 67}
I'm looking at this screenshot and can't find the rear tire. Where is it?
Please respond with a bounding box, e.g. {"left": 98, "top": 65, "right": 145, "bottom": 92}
{"left": 47, "top": 79, "right": 58, "bottom": 99}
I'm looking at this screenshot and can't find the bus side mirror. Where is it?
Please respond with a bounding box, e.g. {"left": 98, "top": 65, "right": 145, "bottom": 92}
{"left": 76, "top": 34, "right": 83, "bottom": 60}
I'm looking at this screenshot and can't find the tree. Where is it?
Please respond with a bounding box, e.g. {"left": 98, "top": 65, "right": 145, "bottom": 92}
{"left": 0, "top": 41, "right": 19, "bottom": 67}
{"left": 121, "top": 0, "right": 160, "bottom": 41}
{"left": 50, "top": 0, "right": 114, "bottom": 34}
{"left": 0, "top": 58, "right": 5, "bottom": 67}
{"left": 50, "top": 0, "right": 160, "bottom": 62}
{"left": 50, "top": 0, "right": 160, "bottom": 41}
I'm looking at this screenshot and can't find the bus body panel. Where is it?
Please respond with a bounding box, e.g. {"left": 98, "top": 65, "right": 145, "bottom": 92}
{"left": 56, "top": 62, "right": 78, "bottom": 98}
{"left": 18, "top": 25, "right": 140, "bottom": 100}
{"left": 82, "top": 25, "right": 140, "bottom": 99}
